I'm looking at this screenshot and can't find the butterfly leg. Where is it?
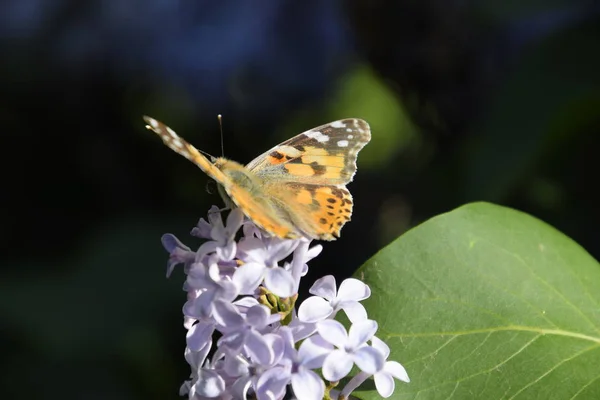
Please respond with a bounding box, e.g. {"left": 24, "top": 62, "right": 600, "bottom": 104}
{"left": 208, "top": 206, "right": 231, "bottom": 215}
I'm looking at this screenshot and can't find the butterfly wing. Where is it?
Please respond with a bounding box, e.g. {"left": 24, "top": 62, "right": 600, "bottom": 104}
{"left": 145, "top": 116, "right": 370, "bottom": 241}
{"left": 246, "top": 119, "right": 371, "bottom": 185}
{"left": 277, "top": 182, "right": 354, "bottom": 240}
{"left": 144, "top": 116, "right": 303, "bottom": 240}
{"left": 246, "top": 119, "right": 371, "bottom": 240}
{"left": 144, "top": 116, "right": 231, "bottom": 184}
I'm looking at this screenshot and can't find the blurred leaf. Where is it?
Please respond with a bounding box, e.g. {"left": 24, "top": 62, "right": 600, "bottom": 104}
{"left": 464, "top": 21, "right": 600, "bottom": 201}
{"left": 354, "top": 202, "right": 600, "bottom": 399}
{"left": 280, "top": 65, "right": 419, "bottom": 170}
{"left": 327, "top": 65, "right": 419, "bottom": 169}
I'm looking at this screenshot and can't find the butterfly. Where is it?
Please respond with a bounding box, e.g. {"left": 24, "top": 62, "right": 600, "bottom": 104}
{"left": 144, "top": 116, "right": 371, "bottom": 241}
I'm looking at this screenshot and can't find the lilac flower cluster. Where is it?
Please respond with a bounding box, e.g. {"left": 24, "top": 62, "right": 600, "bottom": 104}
{"left": 162, "top": 206, "right": 409, "bottom": 399}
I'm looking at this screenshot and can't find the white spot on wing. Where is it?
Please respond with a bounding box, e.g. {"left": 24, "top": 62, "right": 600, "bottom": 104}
{"left": 277, "top": 145, "right": 303, "bottom": 157}
{"left": 304, "top": 130, "right": 330, "bottom": 143}
{"left": 148, "top": 118, "right": 159, "bottom": 128}
{"left": 346, "top": 128, "right": 352, "bottom": 132}
{"left": 330, "top": 121, "right": 346, "bottom": 128}
{"left": 337, "top": 140, "right": 349, "bottom": 147}
{"left": 166, "top": 127, "right": 178, "bottom": 138}
{"left": 347, "top": 134, "right": 353, "bottom": 139}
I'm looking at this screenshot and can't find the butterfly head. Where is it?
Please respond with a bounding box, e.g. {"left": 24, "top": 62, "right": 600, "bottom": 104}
{"left": 212, "top": 157, "right": 229, "bottom": 168}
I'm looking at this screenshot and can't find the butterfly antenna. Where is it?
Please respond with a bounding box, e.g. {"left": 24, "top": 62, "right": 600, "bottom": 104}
{"left": 218, "top": 114, "right": 225, "bottom": 157}
{"left": 198, "top": 148, "right": 215, "bottom": 159}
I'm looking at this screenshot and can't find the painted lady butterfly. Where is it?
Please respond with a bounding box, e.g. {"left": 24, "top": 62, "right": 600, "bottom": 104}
{"left": 144, "top": 117, "right": 370, "bottom": 241}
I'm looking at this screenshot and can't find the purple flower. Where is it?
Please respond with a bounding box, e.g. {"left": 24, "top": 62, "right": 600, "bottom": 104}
{"left": 298, "top": 275, "right": 370, "bottom": 323}
{"left": 161, "top": 233, "right": 195, "bottom": 277}
{"left": 317, "top": 319, "right": 384, "bottom": 381}
{"left": 161, "top": 206, "right": 408, "bottom": 399}
{"left": 281, "top": 327, "right": 331, "bottom": 400}
{"left": 340, "top": 336, "right": 410, "bottom": 398}
{"left": 186, "top": 320, "right": 214, "bottom": 353}
{"left": 195, "top": 207, "right": 244, "bottom": 262}
{"left": 233, "top": 235, "right": 300, "bottom": 297}
{"left": 213, "top": 300, "right": 280, "bottom": 366}
{"left": 181, "top": 344, "right": 224, "bottom": 398}
{"left": 371, "top": 336, "right": 410, "bottom": 396}
{"left": 183, "top": 257, "right": 239, "bottom": 319}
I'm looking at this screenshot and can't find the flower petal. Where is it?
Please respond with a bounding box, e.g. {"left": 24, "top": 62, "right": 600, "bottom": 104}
{"left": 192, "top": 369, "right": 225, "bottom": 398}
{"left": 264, "top": 267, "right": 295, "bottom": 297}
{"left": 384, "top": 361, "right": 410, "bottom": 382}
{"left": 348, "top": 319, "right": 377, "bottom": 349}
{"left": 255, "top": 367, "right": 290, "bottom": 400}
{"left": 208, "top": 208, "right": 224, "bottom": 231}
{"left": 322, "top": 350, "right": 354, "bottom": 381}
{"left": 316, "top": 319, "right": 348, "bottom": 347}
{"left": 298, "top": 335, "right": 333, "bottom": 369}
{"left": 298, "top": 296, "right": 333, "bottom": 323}
{"left": 304, "top": 244, "right": 323, "bottom": 263}
{"left": 264, "top": 333, "right": 285, "bottom": 365}
{"left": 353, "top": 345, "right": 385, "bottom": 374}
{"left": 277, "top": 326, "right": 295, "bottom": 352}
{"left": 216, "top": 241, "right": 236, "bottom": 261}
{"left": 183, "top": 290, "right": 214, "bottom": 319}
{"left": 230, "top": 376, "right": 252, "bottom": 399}
{"left": 309, "top": 275, "right": 337, "bottom": 300}
{"left": 161, "top": 233, "right": 191, "bottom": 253}
{"left": 233, "top": 296, "right": 260, "bottom": 311}
{"left": 184, "top": 346, "right": 211, "bottom": 373}
{"left": 289, "top": 239, "right": 309, "bottom": 286}
{"left": 245, "top": 329, "right": 274, "bottom": 366}
{"left": 267, "top": 238, "right": 300, "bottom": 264}
{"left": 337, "top": 278, "right": 371, "bottom": 301}
{"left": 225, "top": 208, "right": 245, "bottom": 234}
{"left": 217, "top": 330, "right": 245, "bottom": 352}
{"left": 370, "top": 336, "right": 390, "bottom": 359}
{"left": 339, "top": 300, "right": 367, "bottom": 323}
{"left": 217, "top": 280, "right": 240, "bottom": 303}
{"left": 212, "top": 299, "right": 244, "bottom": 328}
{"left": 291, "top": 368, "right": 325, "bottom": 400}
{"left": 246, "top": 304, "right": 270, "bottom": 328}
{"left": 207, "top": 262, "right": 222, "bottom": 282}
{"left": 242, "top": 222, "right": 262, "bottom": 238}
{"left": 190, "top": 217, "right": 212, "bottom": 239}
{"left": 237, "top": 237, "right": 268, "bottom": 263}
{"left": 223, "top": 353, "right": 249, "bottom": 378}
{"left": 232, "top": 262, "right": 265, "bottom": 294}
{"left": 161, "top": 233, "right": 194, "bottom": 277}
{"left": 374, "top": 371, "right": 395, "bottom": 398}
{"left": 288, "top": 319, "right": 317, "bottom": 342}
{"left": 186, "top": 320, "right": 214, "bottom": 351}
{"left": 179, "top": 380, "right": 192, "bottom": 397}
{"left": 195, "top": 240, "right": 220, "bottom": 262}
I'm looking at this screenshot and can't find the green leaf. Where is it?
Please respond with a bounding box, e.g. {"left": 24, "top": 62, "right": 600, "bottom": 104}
{"left": 354, "top": 202, "right": 600, "bottom": 399}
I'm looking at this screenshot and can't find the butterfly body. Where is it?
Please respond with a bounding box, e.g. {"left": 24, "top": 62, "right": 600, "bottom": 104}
{"left": 144, "top": 116, "right": 371, "bottom": 241}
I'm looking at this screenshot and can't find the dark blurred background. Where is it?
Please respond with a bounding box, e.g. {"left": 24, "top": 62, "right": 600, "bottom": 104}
{"left": 1, "top": 1, "right": 599, "bottom": 399}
